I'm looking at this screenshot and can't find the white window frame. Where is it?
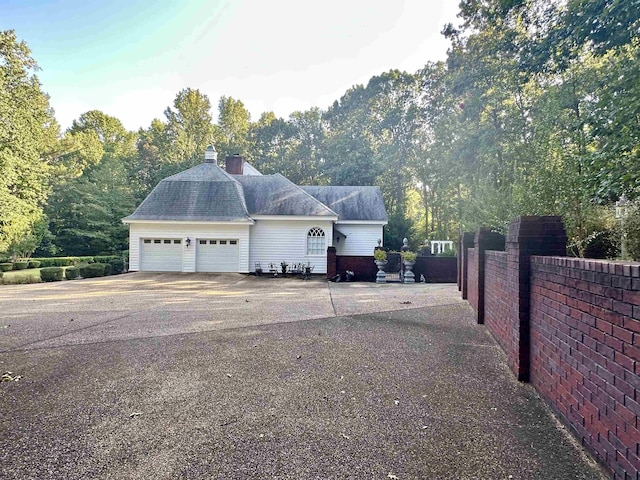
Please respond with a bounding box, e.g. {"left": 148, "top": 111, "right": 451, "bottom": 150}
{"left": 307, "top": 227, "right": 326, "bottom": 256}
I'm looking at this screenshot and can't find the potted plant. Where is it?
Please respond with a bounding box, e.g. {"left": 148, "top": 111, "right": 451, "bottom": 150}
{"left": 401, "top": 250, "right": 417, "bottom": 283}
{"left": 280, "top": 261, "right": 288, "bottom": 274}
{"left": 373, "top": 249, "right": 387, "bottom": 283}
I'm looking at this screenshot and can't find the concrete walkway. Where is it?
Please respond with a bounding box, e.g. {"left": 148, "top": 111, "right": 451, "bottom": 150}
{"left": 0, "top": 274, "right": 607, "bottom": 479}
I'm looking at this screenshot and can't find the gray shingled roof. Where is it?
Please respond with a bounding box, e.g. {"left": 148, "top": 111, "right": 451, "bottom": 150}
{"left": 234, "top": 174, "right": 338, "bottom": 217}
{"left": 123, "top": 163, "right": 251, "bottom": 222}
{"left": 300, "top": 186, "right": 388, "bottom": 221}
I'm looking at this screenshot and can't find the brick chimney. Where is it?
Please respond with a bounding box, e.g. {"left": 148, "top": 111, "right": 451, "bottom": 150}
{"left": 225, "top": 154, "right": 244, "bottom": 175}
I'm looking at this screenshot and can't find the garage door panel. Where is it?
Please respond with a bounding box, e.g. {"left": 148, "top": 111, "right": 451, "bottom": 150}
{"left": 140, "top": 239, "right": 182, "bottom": 272}
{"left": 196, "top": 239, "right": 239, "bottom": 272}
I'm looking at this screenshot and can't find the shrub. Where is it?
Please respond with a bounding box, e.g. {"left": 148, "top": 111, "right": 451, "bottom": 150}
{"left": 624, "top": 205, "right": 640, "bottom": 261}
{"left": 78, "top": 256, "right": 95, "bottom": 264}
{"left": 28, "top": 260, "right": 41, "bottom": 269}
{"left": 373, "top": 249, "right": 387, "bottom": 261}
{"left": 40, "top": 267, "right": 64, "bottom": 282}
{"left": 436, "top": 249, "right": 457, "bottom": 257}
{"left": 401, "top": 251, "right": 417, "bottom": 262}
{"left": 0, "top": 263, "right": 13, "bottom": 272}
{"left": 94, "top": 255, "right": 118, "bottom": 264}
{"left": 79, "top": 263, "right": 106, "bottom": 278}
{"left": 36, "top": 258, "right": 56, "bottom": 267}
{"left": 65, "top": 266, "right": 79, "bottom": 280}
{"left": 583, "top": 229, "right": 619, "bottom": 259}
{"left": 13, "top": 261, "right": 28, "bottom": 270}
{"left": 103, "top": 263, "right": 112, "bottom": 276}
{"left": 108, "top": 258, "right": 125, "bottom": 274}
{"left": 53, "top": 257, "right": 74, "bottom": 267}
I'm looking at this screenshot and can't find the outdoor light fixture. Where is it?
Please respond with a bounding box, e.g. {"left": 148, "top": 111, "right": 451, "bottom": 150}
{"left": 186, "top": 237, "right": 191, "bottom": 248}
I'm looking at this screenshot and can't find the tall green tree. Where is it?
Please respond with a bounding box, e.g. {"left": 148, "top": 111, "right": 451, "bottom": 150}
{"left": 0, "top": 30, "right": 59, "bottom": 254}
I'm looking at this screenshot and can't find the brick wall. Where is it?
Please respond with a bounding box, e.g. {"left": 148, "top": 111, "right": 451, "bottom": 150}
{"left": 467, "top": 248, "right": 478, "bottom": 315}
{"left": 530, "top": 256, "right": 640, "bottom": 479}
{"left": 484, "top": 251, "right": 521, "bottom": 374}
{"left": 464, "top": 216, "right": 639, "bottom": 479}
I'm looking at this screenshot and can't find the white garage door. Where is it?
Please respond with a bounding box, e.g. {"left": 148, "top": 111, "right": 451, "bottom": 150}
{"left": 140, "top": 238, "right": 183, "bottom": 272}
{"left": 196, "top": 239, "right": 239, "bottom": 272}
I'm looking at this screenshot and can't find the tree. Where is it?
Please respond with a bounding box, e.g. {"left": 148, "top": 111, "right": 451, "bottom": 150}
{"left": 215, "top": 96, "right": 251, "bottom": 159}
{"left": 164, "top": 88, "right": 214, "bottom": 166}
{"left": 0, "top": 30, "right": 59, "bottom": 254}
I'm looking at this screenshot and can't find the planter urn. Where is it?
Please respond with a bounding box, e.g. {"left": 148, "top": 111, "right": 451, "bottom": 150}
{"left": 375, "top": 260, "right": 387, "bottom": 283}
{"left": 403, "top": 260, "right": 416, "bottom": 283}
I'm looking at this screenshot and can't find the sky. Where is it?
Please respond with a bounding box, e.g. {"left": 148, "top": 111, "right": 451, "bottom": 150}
{"left": 1, "top": 0, "right": 461, "bottom": 132}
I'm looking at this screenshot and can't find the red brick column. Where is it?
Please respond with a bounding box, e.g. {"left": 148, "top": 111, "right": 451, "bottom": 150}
{"left": 460, "top": 232, "right": 475, "bottom": 300}
{"left": 326, "top": 246, "right": 337, "bottom": 279}
{"left": 473, "top": 229, "right": 505, "bottom": 324}
{"left": 506, "top": 216, "right": 566, "bottom": 381}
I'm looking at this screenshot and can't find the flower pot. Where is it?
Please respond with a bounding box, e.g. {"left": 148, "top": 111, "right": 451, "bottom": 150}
{"left": 403, "top": 260, "right": 415, "bottom": 283}
{"left": 375, "top": 259, "right": 387, "bottom": 283}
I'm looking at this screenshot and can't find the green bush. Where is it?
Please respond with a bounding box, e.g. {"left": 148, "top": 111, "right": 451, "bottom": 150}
{"left": 40, "top": 267, "right": 64, "bottom": 282}
{"left": 79, "top": 263, "right": 106, "bottom": 278}
{"left": 65, "top": 266, "right": 79, "bottom": 280}
{"left": 103, "top": 263, "right": 112, "bottom": 276}
{"left": 35, "top": 258, "right": 56, "bottom": 267}
{"left": 13, "top": 261, "right": 28, "bottom": 270}
{"left": 28, "top": 260, "right": 41, "bottom": 268}
{"left": 78, "top": 256, "right": 95, "bottom": 264}
{"left": 624, "top": 205, "right": 640, "bottom": 261}
{"left": 0, "top": 263, "right": 14, "bottom": 272}
{"left": 94, "top": 255, "right": 118, "bottom": 264}
{"left": 53, "top": 257, "right": 75, "bottom": 267}
{"left": 108, "top": 258, "right": 125, "bottom": 274}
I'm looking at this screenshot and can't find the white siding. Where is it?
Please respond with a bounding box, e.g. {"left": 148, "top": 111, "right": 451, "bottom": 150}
{"left": 334, "top": 223, "right": 384, "bottom": 256}
{"left": 249, "top": 219, "right": 334, "bottom": 274}
{"left": 129, "top": 223, "right": 251, "bottom": 273}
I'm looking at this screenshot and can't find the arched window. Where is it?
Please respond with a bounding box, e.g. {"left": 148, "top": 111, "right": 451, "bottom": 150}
{"left": 307, "top": 227, "right": 326, "bottom": 255}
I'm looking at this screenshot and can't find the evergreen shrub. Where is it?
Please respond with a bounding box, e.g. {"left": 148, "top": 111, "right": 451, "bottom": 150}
{"left": 36, "top": 258, "right": 56, "bottom": 267}
{"left": 79, "top": 263, "right": 106, "bottom": 278}
{"left": 28, "top": 260, "right": 41, "bottom": 268}
{"left": 40, "top": 267, "right": 64, "bottom": 282}
{"left": 103, "top": 263, "right": 112, "bottom": 276}
{"left": 108, "top": 258, "right": 125, "bottom": 274}
{"left": 13, "top": 261, "right": 29, "bottom": 270}
{"left": 0, "top": 263, "right": 14, "bottom": 272}
{"left": 65, "top": 266, "right": 79, "bottom": 280}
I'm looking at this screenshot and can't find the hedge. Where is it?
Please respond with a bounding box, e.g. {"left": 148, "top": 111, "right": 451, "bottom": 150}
{"left": 103, "top": 263, "right": 112, "bottom": 276}
{"left": 34, "top": 258, "right": 56, "bottom": 267}
{"left": 94, "top": 255, "right": 119, "bottom": 264}
{"left": 79, "top": 263, "right": 106, "bottom": 278}
{"left": 40, "top": 267, "right": 64, "bottom": 282}
{"left": 65, "top": 266, "right": 79, "bottom": 280}
{"left": 0, "top": 263, "right": 13, "bottom": 272}
{"left": 53, "top": 257, "right": 75, "bottom": 267}
{"left": 78, "top": 256, "right": 95, "bottom": 264}
{"left": 28, "top": 260, "right": 41, "bottom": 268}
{"left": 108, "top": 258, "right": 125, "bottom": 274}
{"left": 13, "top": 261, "right": 29, "bottom": 270}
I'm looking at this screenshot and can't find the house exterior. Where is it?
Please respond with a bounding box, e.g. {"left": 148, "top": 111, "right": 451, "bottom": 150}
{"left": 123, "top": 147, "right": 388, "bottom": 274}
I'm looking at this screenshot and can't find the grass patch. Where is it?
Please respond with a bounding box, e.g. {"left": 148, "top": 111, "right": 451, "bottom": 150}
{"left": 1, "top": 268, "right": 41, "bottom": 284}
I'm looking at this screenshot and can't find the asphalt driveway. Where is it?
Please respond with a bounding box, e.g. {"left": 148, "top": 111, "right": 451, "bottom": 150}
{"left": 0, "top": 273, "right": 607, "bottom": 479}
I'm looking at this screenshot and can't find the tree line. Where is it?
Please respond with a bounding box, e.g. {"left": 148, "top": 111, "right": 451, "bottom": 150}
{"left": 1, "top": 0, "right": 638, "bottom": 259}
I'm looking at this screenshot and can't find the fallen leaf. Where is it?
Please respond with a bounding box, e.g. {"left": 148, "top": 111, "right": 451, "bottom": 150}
{"left": 129, "top": 412, "right": 143, "bottom": 418}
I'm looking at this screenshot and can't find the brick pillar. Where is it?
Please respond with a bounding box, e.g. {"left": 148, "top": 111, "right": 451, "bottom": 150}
{"left": 460, "top": 232, "right": 475, "bottom": 300}
{"left": 474, "top": 229, "right": 505, "bottom": 324}
{"left": 507, "top": 216, "right": 566, "bottom": 381}
{"left": 326, "top": 246, "right": 337, "bottom": 279}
